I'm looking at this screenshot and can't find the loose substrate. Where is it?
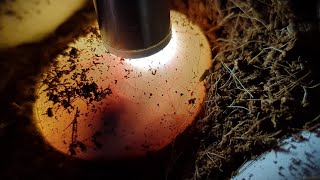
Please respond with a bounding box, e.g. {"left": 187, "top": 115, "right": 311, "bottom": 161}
{"left": 0, "top": 0, "right": 319, "bottom": 179}
{"left": 170, "top": 0, "right": 320, "bottom": 179}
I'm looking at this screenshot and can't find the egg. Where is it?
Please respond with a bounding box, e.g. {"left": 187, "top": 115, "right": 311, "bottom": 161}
{"left": 0, "top": 0, "right": 87, "bottom": 49}
{"left": 33, "top": 10, "right": 212, "bottom": 160}
{"left": 232, "top": 129, "right": 320, "bottom": 180}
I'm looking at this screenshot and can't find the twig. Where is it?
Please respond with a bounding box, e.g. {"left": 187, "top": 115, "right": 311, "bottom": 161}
{"left": 304, "top": 83, "right": 320, "bottom": 89}
{"left": 274, "top": 71, "right": 310, "bottom": 99}
{"left": 304, "top": 114, "right": 320, "bottom": 129}
{"left": 264, "top": 46, "right": 285, "bottom": 53}
{"left": 194, "top": 165, "right": 200, "bottom": 180}
{"left": 301, "top": 86, "right": 308, "bottom": 107}
{"left": 220, "top": 66, "right": 235, "bottom": 89}
{"left": 221, "top": 120, "right": 249, "bottom": 144}
{"left": 207, "top": 151, "right": 227, "bottom": 160}
{"left": 233, "top": 130, "right": 282, "bottom": 140}
{"left": 222, "top": 62, "right": 254, "bottom": 98}
{"left": 227, "top": 105, "right": 251, "bottom": 114}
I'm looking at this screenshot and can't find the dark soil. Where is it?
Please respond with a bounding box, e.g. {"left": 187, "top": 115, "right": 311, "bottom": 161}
{"left": 0, "top": 0, "right": 319, "bottom": 180}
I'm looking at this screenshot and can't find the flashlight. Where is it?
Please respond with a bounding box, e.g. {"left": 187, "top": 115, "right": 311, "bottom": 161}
{"left": 93, "top": 0, "right": 172, "bottom": 59}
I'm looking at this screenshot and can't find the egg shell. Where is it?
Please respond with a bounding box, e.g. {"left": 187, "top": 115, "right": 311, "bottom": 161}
{"left": 33, "top": 11, "right": 212, "bottom": 160}
{"left": 232, "top": 129, "right": 320, "bottom": 180}
{"left": 0, "top": 0, "right": 87, "bottom": 49}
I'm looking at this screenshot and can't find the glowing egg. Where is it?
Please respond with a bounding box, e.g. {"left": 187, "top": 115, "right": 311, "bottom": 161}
{"left": 33, "top": 11, "right": 212, "bottom": 160}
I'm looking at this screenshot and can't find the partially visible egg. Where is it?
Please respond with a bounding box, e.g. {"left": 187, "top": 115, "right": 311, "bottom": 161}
{"left": 0, "top": 0, "right": 87, "bottom": 49}
{"left": 232, "top": 129, "right": 320, "bottom": 180}
{"left": 33, "top": 11, "right": 212, "bottom": 160}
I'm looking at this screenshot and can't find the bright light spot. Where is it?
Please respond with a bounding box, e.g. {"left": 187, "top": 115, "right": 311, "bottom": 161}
{"left": 124, "top": 27, "right": 177, "bottom": 69}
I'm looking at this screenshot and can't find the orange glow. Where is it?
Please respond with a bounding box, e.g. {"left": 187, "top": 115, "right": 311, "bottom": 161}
{"left": 33, "top": 11, "right": 212, "bottom": 160}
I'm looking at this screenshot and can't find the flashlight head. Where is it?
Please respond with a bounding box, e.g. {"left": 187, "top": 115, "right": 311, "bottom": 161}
{"left": 93, "top": 0, "right": 171, "bottom": 59}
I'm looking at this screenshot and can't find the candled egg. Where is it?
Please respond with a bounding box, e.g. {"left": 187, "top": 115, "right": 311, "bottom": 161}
{"left": 33, "top": 11, "right": 212, "bottom": 160}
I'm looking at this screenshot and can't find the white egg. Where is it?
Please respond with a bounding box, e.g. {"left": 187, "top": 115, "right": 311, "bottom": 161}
{"left": 232, "top": 130, "right": 320, "bottom": 180}
{"left": 0, "top": 0, "right": 87, "bottom": 49}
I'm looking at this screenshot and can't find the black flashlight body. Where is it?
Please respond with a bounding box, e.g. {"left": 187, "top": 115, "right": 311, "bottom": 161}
{"left": 93, "top": 0, "right": 171, "bottom": 59}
